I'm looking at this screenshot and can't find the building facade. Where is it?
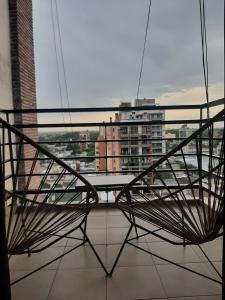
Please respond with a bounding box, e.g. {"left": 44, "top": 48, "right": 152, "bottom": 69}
{"left": 96, "top": 99, "right": 165, "bottom": 175}
{"left": 96, "top": 119, "right": 120, "bottom": 173}
{"left": 79, "top": 131, "right": 90, "bottom": 152}
{"left": 119, "top": 99, "right": 165, "bottom": 172}
{"left": 95, "top": 127, "right": 106, "bottom": 171}
{"left": 0, "top": 0, "right": 38, "bottom": 190}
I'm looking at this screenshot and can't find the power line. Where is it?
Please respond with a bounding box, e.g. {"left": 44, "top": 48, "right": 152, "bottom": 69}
{"left": 54, "top": 0, "right": 73, "bottom": 126}
{"left": 136, "top": 0, "right": 152, "bottom": 100}
{"left": 50, "top": 0, "right": 66, "bottom": 125}
{"left": 199, "top": 0, "right": 210, "bottom": 117}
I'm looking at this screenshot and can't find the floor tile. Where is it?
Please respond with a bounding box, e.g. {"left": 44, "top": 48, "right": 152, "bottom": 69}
{"left": 64, "top": 230, "right": 84, "bottom": 246}
{"left": 106, "top": 215, "right": 130, "bottom": 228}
{"left": 66, "top": 228, "right": 107, "bottom": 246}
{"left": 144, "top": 298, "right": 167, "bottom": 300}
{"left": 107, "top": 266, "right": 166, "bottom": 300}
{"left": 10, "top": 247, "right": 64, "bottom": 271}
{"left": 106, "top": 208, "right": 123, "bottom": 216}
{"left": 87, "top": 215, "right": 107, "bottom": 229}
{"left": 148, "top": 299, "right": 167, "bottom": 300}
{"left": 11, "top": 270, "right": 56, "bottom": 300}
{"left": 145, "top": 228, "right": 182, "bottom": 243}
{"left": 106, "top": 226, "right": 146, "bottom": 245}
{"left": 156, "top": 262, "right": 222, "bottom": 298}
{"left": 59, "top": 245, "right": 106, "bottom": 270}
{"left": 89, "top": 209, "right": 107, "bottom": 216}
{"left": 107, "top": 241, "right": 153, "bottom": 268}
{"left": 148, "top": 242, "right": 201, "bottom": 265}
{"left": 107, "top": 227, "right": 132, "bottom": 244}
{"left": 203, "top": 261, "right": 222, "bottom": 282}
{"left": 39, "top": 236, "right": 69, "bottom": 248}
{"left": 48, "top": 268, "right": 106, "bottom": 300}
{"left": 7, "top": 208, "right": 222, "bottom": 300}
{"left": 191, "top": 238, "right": 222, "bottom": 262}
{"left": 169, "top": 296, "right": 222, "bottom": 300}
{"left": 209, "top": 261, "right": 222, "bottom": 276}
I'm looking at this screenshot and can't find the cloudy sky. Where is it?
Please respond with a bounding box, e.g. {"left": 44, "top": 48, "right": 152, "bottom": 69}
{"left": 33, "top": 0, "right": 224, "bottom": 113}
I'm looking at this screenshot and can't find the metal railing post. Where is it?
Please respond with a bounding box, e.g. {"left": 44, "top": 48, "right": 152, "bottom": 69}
{"left": 104, "top": 123, "right": 109, "bottom": 202}
{"left": 223, "top": 223, "right": 224, "bottom": 299}
{"left": 0, "top": 140, "right": 11, "bottom": 300}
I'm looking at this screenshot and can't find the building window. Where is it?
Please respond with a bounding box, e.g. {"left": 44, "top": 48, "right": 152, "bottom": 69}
{"left": 152, "top": 114, "right": 162, "bottom": 119}
{"left": 152, "top": 143, "right": 162, "bottom": 148}
{"left": 142, "top": 147, "right": 150, "bottom": 154}
{"left": 131, "top": 137, "right": 138, "bottom": 145}
{"left": 121, "top": 138, "right": 128, "bottom": 145}
{"left": 131, "top": 148, "right": 138, "bottom": 155}
{"left": 120, "top": 127, "right": 128, "bottom": 134}
{"left": 152, "top": 149, "right": 162, "bottom": 153}
{"left": 130, "top": 126, "right": 138, "bottom": 134}
{"left": 152, "top": 125, "right": 161, "bottom": 130}
{"left": 121, "top": 148, "right": 129, "bottom": 155}
{"left": 141, "top": 135, "right": 148, "bottom": 144}
{"left": 142, "top": 126, "right": 151, "bottom": 134}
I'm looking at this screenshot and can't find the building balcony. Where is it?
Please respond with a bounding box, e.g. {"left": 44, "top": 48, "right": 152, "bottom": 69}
{"left": 0, "top": 98, "right": 224, "bottom": 299}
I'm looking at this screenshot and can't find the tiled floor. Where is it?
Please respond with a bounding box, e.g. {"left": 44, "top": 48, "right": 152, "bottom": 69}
{"left": 10, "top": 209, "right": 222, "bottom": 300}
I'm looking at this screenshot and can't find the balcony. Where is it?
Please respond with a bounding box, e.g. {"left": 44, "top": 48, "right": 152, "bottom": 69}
{"left": 0, "top": 98, "right": 224, "bottom": 299}
{"left": 9, "top": 208, "right": 222, "bottom": 300}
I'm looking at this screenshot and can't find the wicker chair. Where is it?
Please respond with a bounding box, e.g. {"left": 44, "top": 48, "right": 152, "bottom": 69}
{"left": 109, "top": 108, "right": 224, "bottom": 285}
{"left": 0, "top": 118, "right": 108, "bottom": 299}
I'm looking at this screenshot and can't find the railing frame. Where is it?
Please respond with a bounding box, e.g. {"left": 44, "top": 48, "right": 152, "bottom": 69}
{"left": 0, "top": 98, "right": 224, "bottom": 203}
{"left": 0, "top": 98, "right": 224, "bottom": 298}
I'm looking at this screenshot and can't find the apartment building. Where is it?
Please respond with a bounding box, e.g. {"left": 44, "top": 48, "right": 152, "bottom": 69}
{"left": 95, "top": 120, "right": 120, "bottom": 173}
{"left": 96, "top": 99, "right": 165, "bottom": 174}
{"left": 119, "top": 99, "right": 165, "bottom": 172}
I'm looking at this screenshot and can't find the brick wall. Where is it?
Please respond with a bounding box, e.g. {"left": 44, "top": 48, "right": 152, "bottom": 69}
{"left": 8, "top": 0, "right": 39, "bottom": 191}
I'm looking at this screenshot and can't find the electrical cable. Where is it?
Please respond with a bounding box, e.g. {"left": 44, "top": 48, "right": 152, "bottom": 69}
{"left": 55, "top": 0, "right": 73, "bottom": 126}
{"left": 50, "top": 0, "right": 66, "bottom": 126}
{"left": 199, "top": 0, "right": 210, "bottom": 117}
{"left": 136, "top": 0, "right": 152, "bottom": 100}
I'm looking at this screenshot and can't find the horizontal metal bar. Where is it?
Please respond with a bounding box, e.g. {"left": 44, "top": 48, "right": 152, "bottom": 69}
{"left": 4, "top": 170, "right": 151, "bottom": 181}
{"left": 4, "top": 119, "right": 214, "bottom": 129}
{"left": 12, "top": 184, "right": 200, "bottom": 194}
{"left": 3, "top": 152, "right": 201, "bottom": 164}
{"left": 201, "top": 185, "right": 224, "bottom": 200}
{"left": 201, "top": 97, "right": 225, "bottom": 108}
{"left": 5, "top": 136, "right": 222, "bottom": 146}
{"left": 1, "top": 98, "right": 224, "bottom": 114}
{"left": 5, "top": 168, "right": 198, "bottom": 179}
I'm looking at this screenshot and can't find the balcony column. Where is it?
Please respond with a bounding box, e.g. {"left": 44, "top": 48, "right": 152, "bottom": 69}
{"left": 0, "top": 147, "right": 11, "bottom": 300}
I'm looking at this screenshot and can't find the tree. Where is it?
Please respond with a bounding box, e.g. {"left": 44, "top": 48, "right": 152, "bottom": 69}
{"left": 69, "top": 144, "right": 81, "bottom": 155}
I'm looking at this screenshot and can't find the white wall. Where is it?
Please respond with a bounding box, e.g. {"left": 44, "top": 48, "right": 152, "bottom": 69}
{"left": 0, "top": 0, "right": 13, "bottom": 113}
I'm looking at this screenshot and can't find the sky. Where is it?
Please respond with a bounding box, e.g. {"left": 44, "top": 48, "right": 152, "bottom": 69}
{"left": 32, "top": 0, "right": 224, "bottom": 123}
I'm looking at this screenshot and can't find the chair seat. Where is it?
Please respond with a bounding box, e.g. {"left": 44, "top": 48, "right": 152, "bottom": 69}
{"left": 119, "top": 196, "right": 223, "bottom": 245}
{"left": 7, "top": 196, "right": 88, "bottom": 254}
{"left": 116, "top": 109, "right": 224, "bottom": 245}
